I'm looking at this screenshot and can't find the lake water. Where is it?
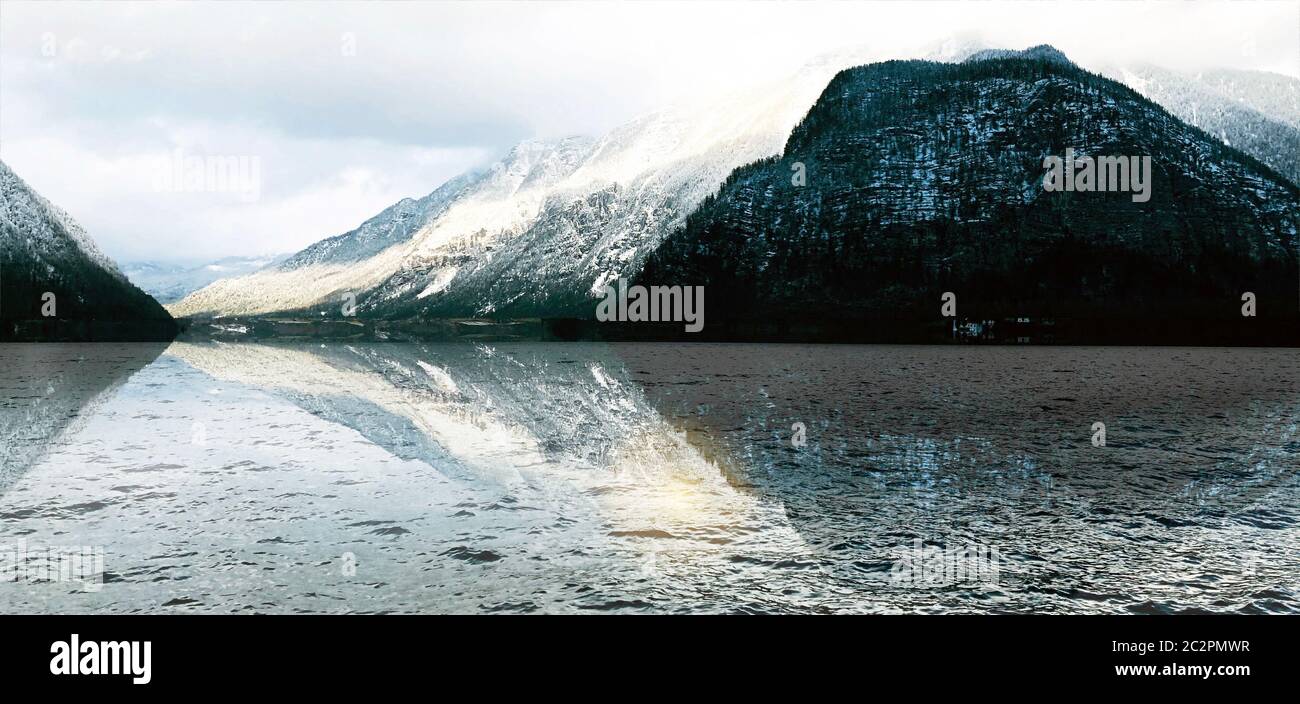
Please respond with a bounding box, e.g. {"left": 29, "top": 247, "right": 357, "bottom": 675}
{"left": 1, "top": 342, "right": 1297, "bottom": 613}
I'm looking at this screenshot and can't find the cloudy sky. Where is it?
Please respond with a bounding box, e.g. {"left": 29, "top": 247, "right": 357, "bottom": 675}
{"left": 2, "top": 0, "right": 1297, "bottom": 263}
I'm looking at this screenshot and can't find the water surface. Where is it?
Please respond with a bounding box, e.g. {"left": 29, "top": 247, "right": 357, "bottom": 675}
{"left": 1, "top": 342, "right": 1296, "bottom": 613}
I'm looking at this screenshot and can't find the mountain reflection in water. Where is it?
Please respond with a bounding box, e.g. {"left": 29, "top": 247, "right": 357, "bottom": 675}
{"left": 0, "top": 342, "right": 1296, "bottom": 613}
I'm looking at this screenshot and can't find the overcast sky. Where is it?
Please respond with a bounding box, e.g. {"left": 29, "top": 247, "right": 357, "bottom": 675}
{"left": 2, "top": 0, "right": 1297, "bottom": 263}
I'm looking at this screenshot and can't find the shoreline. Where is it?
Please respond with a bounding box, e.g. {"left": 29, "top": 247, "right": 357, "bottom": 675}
{"left": 163, "top": 315, "right": 1300, "bottom": 346}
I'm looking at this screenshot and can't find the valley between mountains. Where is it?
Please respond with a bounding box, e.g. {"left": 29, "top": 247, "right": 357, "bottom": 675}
{"left": 4, "top": 42, "right": 1298, "bottom": 343}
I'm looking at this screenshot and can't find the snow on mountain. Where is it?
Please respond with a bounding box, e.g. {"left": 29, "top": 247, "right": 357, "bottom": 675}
{"left": 169, "top": 136, "right": 598, "bottom": 318}
{"left": 393, "top": 48, "right": 891, "bottom": 318}
{"left": 2, "top": 160, "right": 174, "bottom": 336}
{"left": 1192, "top": 69, "right": 1300, "bottom": 130}
{"left": 965, "top": 44, "right": 1073, "bottom": 67}
{"left": 123, "top": 255, "right": 288, "bottom": 304}
{"left": 1095, "top": 63, "right": 1300, "bottom": 185}
{"left": 169, "top": 48, "right": 882, "bottom": 319}
{"left": 1, "top": 160, "right": 125, "bottom": 282}
{"left": 170, "top": 38, "right": 1300, "bottom": 321}
{"left": 922, "top": 36, "right": 1300, "bottom": 186}
{"left": 637, "top": 52, "right": 1300, "bottom": 336}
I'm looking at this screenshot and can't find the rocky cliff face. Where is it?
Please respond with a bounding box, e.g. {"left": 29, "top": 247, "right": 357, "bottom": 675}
{"left": 638, "top": 52, "right": 1300, "bottom": 334}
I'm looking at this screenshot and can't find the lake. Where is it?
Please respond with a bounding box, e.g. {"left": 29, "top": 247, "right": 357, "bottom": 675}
{"left": 1, "top": 342, "right": 1296, "bottom": 613}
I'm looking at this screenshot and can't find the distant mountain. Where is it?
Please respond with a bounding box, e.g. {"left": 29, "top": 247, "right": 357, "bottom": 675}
{"left": 1, "top": 161, "right": 175, "bottom": 340}
{"left": 169, "top": 137, "right": 597, "bottom": 317}
{"left": 1096, "top": 63, "right": 1300, "bottom": 186}
{"left": 123, "top": 255, "right": 287, "bottom": 304}
{"left": 637, "top": 52, "right": 1299, "bottom": 340}
{"left": 168, "top": 49, "right": 881, "bottom": 320}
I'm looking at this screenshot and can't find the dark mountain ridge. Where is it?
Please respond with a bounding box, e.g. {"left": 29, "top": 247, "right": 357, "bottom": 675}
{"left": 1, "top": 161, "right": 175, "bottom": 341}
{"left": 637, "top": 52, "right": 1299, "bottom": 343}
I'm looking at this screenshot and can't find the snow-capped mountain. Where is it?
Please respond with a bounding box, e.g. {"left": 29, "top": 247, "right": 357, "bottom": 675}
{"left": 1, "top": 160, "right": 175, "bottom": 339}
{"left": 170, "top": 39, "right": 1300, "bottom": 323}
{"left": 1096, "top": 64, "right": 1300, "bottom": 186}
{"left": 168, "top": 49, "right": 881, "bottom": 320}
{"left": 123, "top": 255, "right": 288, "bottom": 304}
{"left": 2, "top": 161, "right": 123, "bottom": 282}
{"left": 168, "top": 136, "right": 598, "bottom": 317}
{"left": 924, "top": 36, "right": 1300, "bottom": 186}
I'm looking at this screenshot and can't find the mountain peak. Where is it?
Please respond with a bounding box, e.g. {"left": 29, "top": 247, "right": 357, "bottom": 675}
{"left": 964, "top": 44, "right": 1073, "bottom": 67}
{"left": 639, "top": 53, "right": 1298, "bottom": 341}
{"left": 2, "top": 160, "right": 174, "bottom": 338}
